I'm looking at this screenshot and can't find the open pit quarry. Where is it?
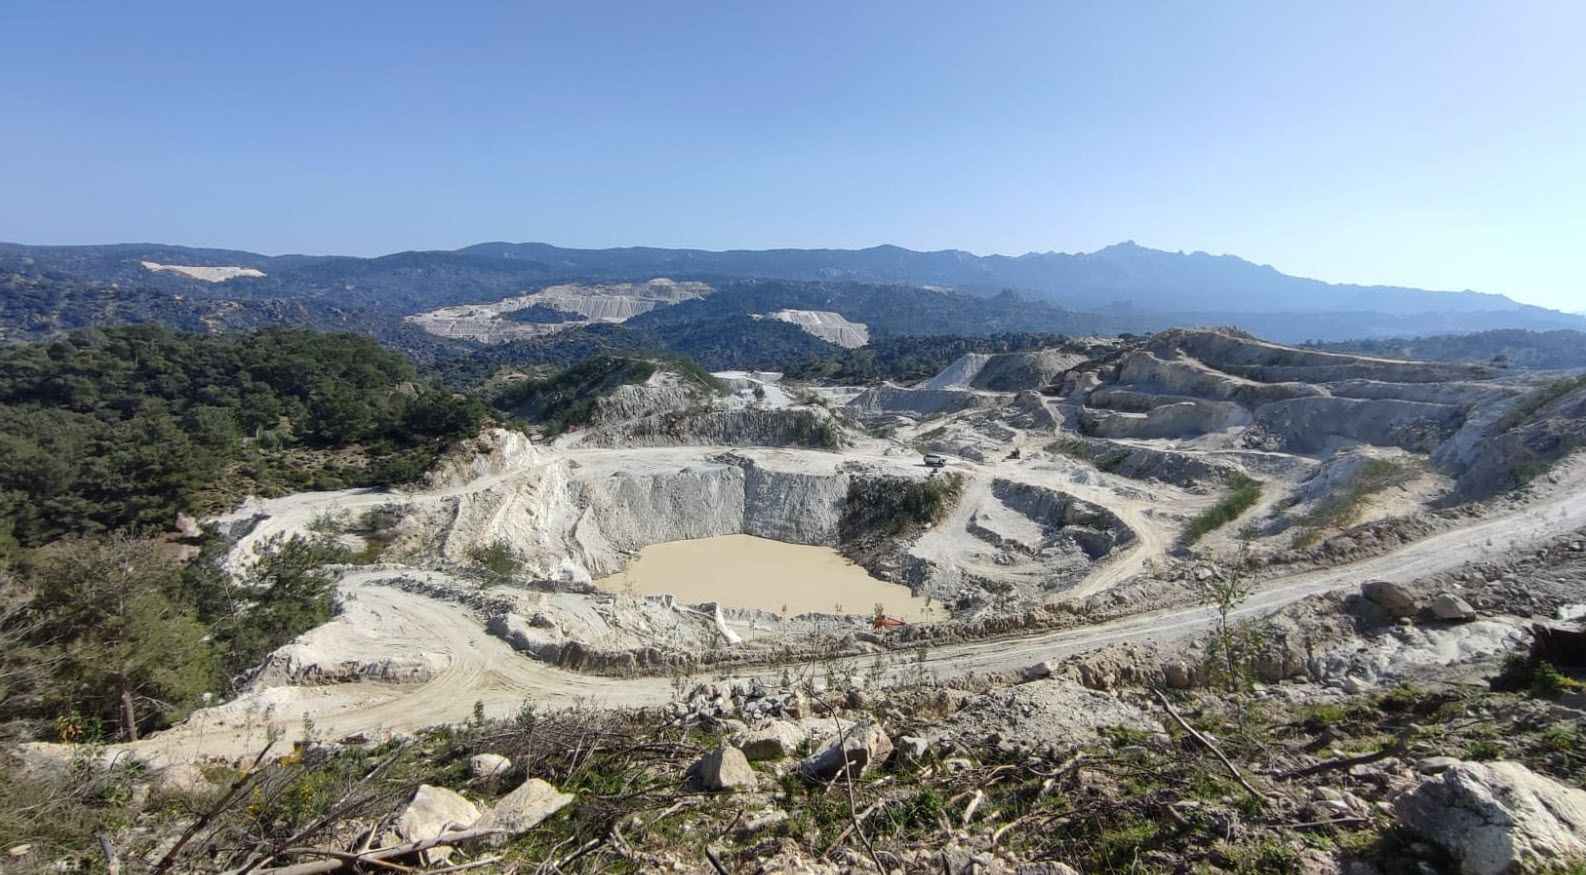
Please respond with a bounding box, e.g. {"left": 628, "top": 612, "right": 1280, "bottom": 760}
{"left": 406, "top": 278, "right": 714, "bottom": 343}
{"left": 117, "top": 329, "right": 1586, "bottom": 766}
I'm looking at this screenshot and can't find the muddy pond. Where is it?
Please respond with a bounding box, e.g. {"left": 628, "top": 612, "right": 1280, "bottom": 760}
{"left": 593, "top": 534, "right": 941, "bottom": 622}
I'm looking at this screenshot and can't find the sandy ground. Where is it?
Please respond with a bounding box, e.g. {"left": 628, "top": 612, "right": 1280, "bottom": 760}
{"left": 592, "top": 534, "right": 941, "bottom": 621}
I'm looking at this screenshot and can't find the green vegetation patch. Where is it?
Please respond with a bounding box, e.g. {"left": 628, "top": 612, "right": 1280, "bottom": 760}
{"left": 1289, "top": 457, "right": 1423, "bottom": 547}
{"left": 1496, "top": 374, "right": 1586, "bottom": 432}
{"left": 841, "top": 472, "right": 965, "bottom": 541}
{"left": 0, "top": 325, "right": 486, "bottom": 554}
{"left": 1182, "top": 473, "right": 1263, "bottom": 545}
{"left": 491, "top": 354, "right": 723, "bottom": 436}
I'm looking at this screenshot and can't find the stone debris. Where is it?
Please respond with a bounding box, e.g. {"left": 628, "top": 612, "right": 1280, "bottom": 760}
{"left": 1394, "top": 760, "right": 1586, "bottom": 875}
{"left": 1429, "top": 593, "right": 1478, "bottom": 622}
{"left": 395, "top": 785, "right": 480, "bottom": 864}
{"left": 799, "top": 720, "right": 893, "bottom": 784}
{"left": 693, "top": 743, "right": 757, "bottom": 792}
{"left": 1020, "top": 660, "right": 1056, "bottom": 681}
{"left": 473, "top": 778, "right": 574, "bottom": 843}
{"left": 924, "top": 679, "right": 1161, "bottom": 755}
{"left": 468, "top": 753, "right": 512, "bottom": 779}
{"left": 895, "top": 734, "right": 931, "bottom": 762}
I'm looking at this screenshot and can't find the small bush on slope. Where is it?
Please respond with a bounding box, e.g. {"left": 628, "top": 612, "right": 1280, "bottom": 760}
{"left": 1183, "top": 473, "right": 1263, "bottom": 545}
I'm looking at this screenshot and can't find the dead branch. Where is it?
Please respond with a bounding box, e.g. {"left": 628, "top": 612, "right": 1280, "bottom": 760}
{"left": 97, "top": 833, "right": 121, "bottom": 875}
{"left": 1291, "top": 816, "right": 1370, "bottom": 831}
{"left": 154, "top": 741, "right": 275, "bottom": 874}
{"left": 253, "top": 828, "right": 505, "bottom": 875}
{"left": 238, "top": 742, "right": 412, "bottom": 874}
{"left": 1276, "top": 728, "right": 1411, "bottom": 780}
{"left": 1150, "top": 688, "right": 1267, "bottom": 807}
{"left": 819, "top": 801, "right": 882, "bottom": 859}
{"left": 820, "top": 693, "right": 888, "bottom": 874}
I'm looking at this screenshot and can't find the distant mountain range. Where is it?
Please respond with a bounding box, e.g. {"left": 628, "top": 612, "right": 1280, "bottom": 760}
{"left": 461, "top": 240, "right": 1555, "bottom": 318}
{"left": 1, "top": 239, "right": 1580, "bottom": 349}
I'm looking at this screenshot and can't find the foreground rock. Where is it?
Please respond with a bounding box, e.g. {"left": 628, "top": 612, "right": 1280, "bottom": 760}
{"left": 694, "top": 744, "right": 757, "bottom": 791}
{"left": 799, "top": 720, "right": 893, "bottom": 784}
{"left": 1394, "top": 760, "right": 1586, "bottom": 875}
{"left": 1362, "top": 579, "right": 1419, "bottom": 618}
{"left": 468, "top": 753, "right": 512, "bottom": 779}
{"left": 396, "top": 785, "right": 480, "bottom": 864}
{"left": 474, "top": 778, "right": 575, "bottom": 843}
{"left": 732, "top": 719, "right": 808, "bottom": 761}
{"left": 924, "top": 679, "right": 1161, "bottom": 755}
{"left": 1430, "top": 593, "right": 1478, "bottom": 622}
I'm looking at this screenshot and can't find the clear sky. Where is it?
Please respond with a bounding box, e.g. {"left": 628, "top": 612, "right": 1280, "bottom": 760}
{"left": 3, "top": 2, "right": 1582, "bottom": 310}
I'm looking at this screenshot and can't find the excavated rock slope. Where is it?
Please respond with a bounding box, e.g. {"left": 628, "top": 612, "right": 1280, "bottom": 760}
{"left": 397, "top": 453, "right": 853, "bottom": 582}
{"left": 408, "top": 278, "right": 711, "bottom": 343}
{"left": 1064, "top": 328, "right": 1527, "bottom": 465}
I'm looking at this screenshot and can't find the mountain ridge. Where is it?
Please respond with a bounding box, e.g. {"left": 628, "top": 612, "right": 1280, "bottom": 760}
{"left": 2, "top": 238, "right": 1580, "bottom": 343}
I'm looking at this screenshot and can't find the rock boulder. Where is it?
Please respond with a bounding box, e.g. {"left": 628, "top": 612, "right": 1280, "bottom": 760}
{"left": 473, "top": 778, "right": 574, "bottom": 843}
{"left": 1362, "top": 580, "right": 1418, "bottom": 618}
{"left": 694, "top": 744, "right": 756, "bottom": 791}
{"left": 799, "top": 720, "right": 893, "bottom": 784}
{"left": 396, "top": 785, "right": 480, "bottom": 864}
{"left": 733, "top": 720, "right": 807, "bottom": 762}
{"left": 469, "top": 753, "right": 512, "bottom": 779}
{"left": 1393, "top": 760, "right": 1586, "bottom": 875}
{"left": 1430, "top": 593, "right": 1477, "bottom": 622}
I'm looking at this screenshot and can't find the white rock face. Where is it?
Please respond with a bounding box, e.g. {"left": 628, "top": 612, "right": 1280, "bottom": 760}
{"left": 396, "top": 785, "right": 480, "bottom": 864}
{"left": 474, "top": 778, "right": 574, "bottom": 841}
{"left": 766, "top": 309, "right": 869, "bottom": 347}
{"left": 408, "top": 455, "right": 851, "bottom": 581}
{"left": 1314, "top": 619, "right": 1527, "bottom": 685}
{"left": 1394, "top": 760, "right": 1586, "bottom": 875}
{"left": 469, "top": 753, "right": 512, "bottom": 779}
{"left": 694, "top": 744, "right": 757, "bottom": 791}
{"left": 140, "top": 261, "right": 266, "bottom": 282}
{"left": 918, "top": 353, "right": 993, "bottom": 390}
{"left": 408, "top": 278, "right": 712, "bottom": 343}
{"left": 249, "top": 589, "right": 453, "bottom": 687}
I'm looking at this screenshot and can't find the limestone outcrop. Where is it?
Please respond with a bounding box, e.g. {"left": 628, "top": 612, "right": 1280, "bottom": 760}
{"left": 1394, "top": 760, "right": 1586, "bottom": 875}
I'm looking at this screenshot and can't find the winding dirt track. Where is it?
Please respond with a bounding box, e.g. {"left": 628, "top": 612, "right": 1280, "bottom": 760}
{"left": 130, "top": 458, "right": 1586, "bottom": 766}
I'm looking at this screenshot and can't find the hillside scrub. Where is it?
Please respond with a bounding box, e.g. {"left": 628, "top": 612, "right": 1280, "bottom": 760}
{"left": 1182, "top": 473, "right": 1263, "bottom": 545}
{"left": 11, "top": 670, "right": 1583, "bottom": 873}
{"left": 0, "top": 534, "right": 348, "bottom": 743}
{"left": 1308, "top": 328, "right": 1586, "bottom": 370}
{"left": 786, "top": 331, "right": 1071, "bottom": 384}
{"left": 0, "top": 325, "right": 487, "bottom": 554}
{"left": 492, "top": 354, "right": 723, "bottom": 436}
{"left": 1290, "top": 458, "right": 1423, "bottom": 547}
{"left": 841, "top": 472, "right": 965, "bottom": 541}
{"left": 1495, "top": 374, "right": 1586, "bottom": 432}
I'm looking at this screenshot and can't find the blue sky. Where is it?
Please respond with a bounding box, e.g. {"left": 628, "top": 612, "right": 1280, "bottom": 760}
{"left": 2, "top": 2, "right": 1582, "bottom": 310}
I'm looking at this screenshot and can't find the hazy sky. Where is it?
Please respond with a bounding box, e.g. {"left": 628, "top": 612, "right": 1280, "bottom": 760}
{"left": 3, "top": 2, "right": 1583, "bottom": 310}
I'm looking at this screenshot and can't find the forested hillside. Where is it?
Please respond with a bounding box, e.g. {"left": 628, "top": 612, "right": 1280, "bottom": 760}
{"left": 0, "top": 325, "right": 485, "bottom": 553}
{"left": 1306, "top": 329, "right": 1586, "bottom": 370}
{"left": 784, "top": 332, "right": 1078, "bottom": 384}
{"left": 0, "top": 325, "right": 491, "bottom": 744}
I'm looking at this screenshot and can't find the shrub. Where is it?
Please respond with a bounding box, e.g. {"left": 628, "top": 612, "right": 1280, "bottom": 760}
{"left": 1182, "top": 473, "right": 1262, "bottom": 545}
{"left": 840, "top": 473, "right": 965, "bottom": 541}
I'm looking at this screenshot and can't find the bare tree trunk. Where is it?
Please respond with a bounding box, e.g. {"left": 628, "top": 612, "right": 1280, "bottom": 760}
{"left": 121, "top": 685, "right": 138, "bottom": 742}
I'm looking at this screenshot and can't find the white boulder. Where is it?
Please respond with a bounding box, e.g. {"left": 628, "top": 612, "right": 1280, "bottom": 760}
{"left": 1394, "top": 760, "right": 1586, "bottom": 875}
